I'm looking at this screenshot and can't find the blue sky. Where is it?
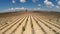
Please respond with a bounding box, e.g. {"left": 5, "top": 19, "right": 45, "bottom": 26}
{"left": 0, "top": 0, "right": 60, "bottom": 12}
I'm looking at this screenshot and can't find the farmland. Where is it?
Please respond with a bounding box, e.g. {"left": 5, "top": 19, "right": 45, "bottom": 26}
{"left": 0, "top": 11, "right": 60, "bottom": 34}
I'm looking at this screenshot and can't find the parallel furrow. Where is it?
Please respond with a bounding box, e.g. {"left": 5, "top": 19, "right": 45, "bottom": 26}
{"left": 0, "top": 16, "right": 23, "bottom": 30}
{"left": 30, "top": 16, "right": 35, "bottom": 34}
{"left": 32, "top": 16, "right": 47, "bottom": 34}
{"left": 23, "top": 16, "right": 32, "bottom": 34}
{"left": 35, "top": 16, "right": 60, "bottom": 34}
{"left": 21, "top": 16, "right": 28, "bottom": 34}
{"left": 0, "top": 16, "right": 26, "bottom": 34}
{"left": 31, "top": 16, "right": 44, "bottom": 34}
{"left": 10, "top": 16, "right": 28, "bottom": 34}
{"left": 38, "top": 16, "right": 60, "bottom": 29}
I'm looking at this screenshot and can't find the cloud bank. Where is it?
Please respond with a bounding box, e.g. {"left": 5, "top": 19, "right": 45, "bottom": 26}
{"left": 12, "top": 0, "right": 15, "bottom": 3}
{"left": 20, "top": 0, "right": 26, "bottom": 3}
{"left": 44, "top": 0, "right": 54, "bottom": 7}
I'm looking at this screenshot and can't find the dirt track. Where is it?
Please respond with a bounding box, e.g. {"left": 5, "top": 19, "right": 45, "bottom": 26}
{"left": 0, "top": 12, "right": 60, "bottom": 34}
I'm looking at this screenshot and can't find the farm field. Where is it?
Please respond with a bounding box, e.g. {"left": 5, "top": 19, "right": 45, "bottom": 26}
{"left": 0, "top": 11, "right": 60, "bottom": 34}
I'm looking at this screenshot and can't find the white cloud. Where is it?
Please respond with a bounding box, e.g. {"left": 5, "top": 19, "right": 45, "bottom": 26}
{"left": 56, "top": 6, "right": 60, "bottom": 8}
{"left": 56, "top": 6, "right": 59, "bottom": 8}
{"left": 52, "top": 6, "right": 60, "bottom": 11}
{"left": 32, "top": 0, "right": 36, "bottom": 3}
{"left": 56, "top": 0, "right": 57, "bottom": 1}
{"left": 8, "top": 8, "right": 14, "bottom": 10}
{"left": 20, "top": 7, "right": 25, "bottom": 9}
{"left": 8, "top": 7, "right": 26, "bottom": 11}
{"left": 12, "top": 0, "right": 15, "bottom": 3}
{"left": 57, "top": 1, "right": 60, "bottom": 5}
{"left": 37, "top": 8, "right": 41, "bottom": 9}
{"left": 1, "top": 7, "right": 27, "bottom": 13}
{"left": 34, "top": 8, "right": 41, "bottom": 10}
{"left": 20, "top": 0, "right": 26, "bottom": 3}
{"left": 44, "top": 0, "right": 54, "bottom": 7}
{"left": 38, "top": 4, "right": 41, "bottom": 6}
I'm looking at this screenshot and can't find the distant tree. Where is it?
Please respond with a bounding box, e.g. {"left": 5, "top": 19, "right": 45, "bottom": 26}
{"left": 26, "top": 9, "right": 27, "bottom": 12}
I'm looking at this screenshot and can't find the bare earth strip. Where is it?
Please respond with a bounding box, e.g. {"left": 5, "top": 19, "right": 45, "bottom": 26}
{"left": 0, "top": 12, "right": 60, "bottom": 34}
